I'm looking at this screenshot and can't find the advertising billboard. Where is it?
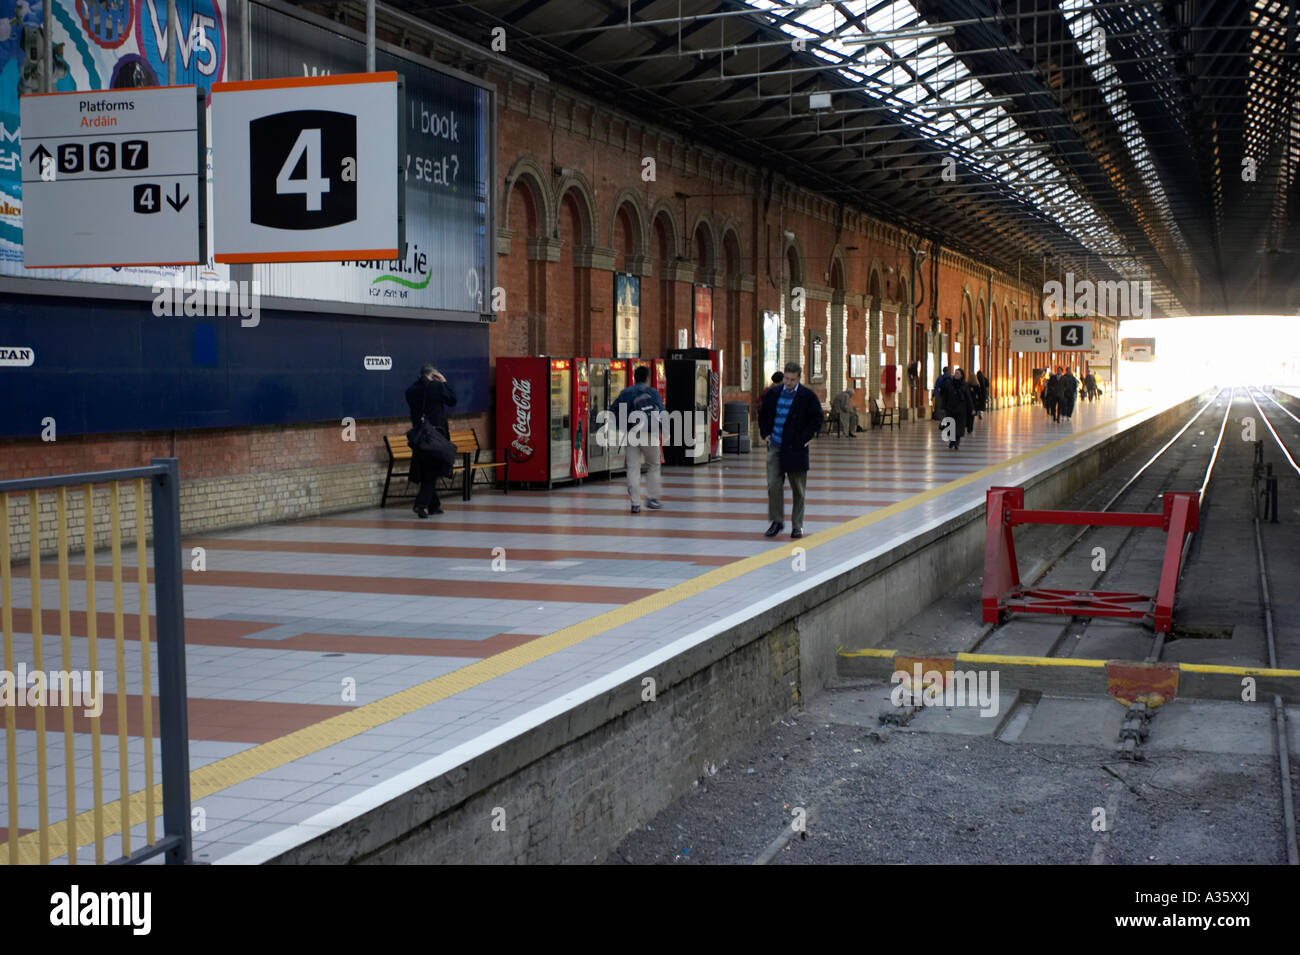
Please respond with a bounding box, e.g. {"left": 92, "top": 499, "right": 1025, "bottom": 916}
{"left": 693, "top": 283, "right": 712, "bottom": 349}
{"left": 614, "top": 272, "right": 639, "bottom": 358}
{"left": 249, "top": 1, "right": 491, "bottom": 321}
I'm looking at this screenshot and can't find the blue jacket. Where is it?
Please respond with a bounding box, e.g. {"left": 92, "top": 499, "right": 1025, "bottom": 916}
{"left": 758, "top": 383, "right": 822, "bottom": 473}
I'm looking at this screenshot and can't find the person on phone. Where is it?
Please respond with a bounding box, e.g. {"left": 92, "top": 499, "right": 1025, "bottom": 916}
{"left": 758, "top": 362, "right": 823, "bottom": 539}
{"left": 404, "top": 363, "right": 456, "bottom": 518}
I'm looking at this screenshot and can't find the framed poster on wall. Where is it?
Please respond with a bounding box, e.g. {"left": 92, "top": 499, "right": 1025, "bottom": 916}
{"left": 615, "top": 273, "right": 640, "bottom": 358}
{"left": 850, "top": 354, "right": 867, "bottom": 378}
{"left": 812, "top": 336, "right": 824, "bottom": 381}
{"left": 693, "top": 284, "right": 713, "bottom": 348}
{"left": 762, "top": 311, "right": 781, "bottom": 379}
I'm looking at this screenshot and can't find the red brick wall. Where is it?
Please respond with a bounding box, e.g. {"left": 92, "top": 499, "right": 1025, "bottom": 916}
{"left": 1, "top": 56, "right": 1045, "bottom": 500}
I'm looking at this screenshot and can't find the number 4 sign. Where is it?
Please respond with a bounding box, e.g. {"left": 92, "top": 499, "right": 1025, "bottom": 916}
{"left": 1052, "top": 321, "right": 1092, "bottom": 351}
{"left": 211, "top": 73, "right": 404, "bottom": 264}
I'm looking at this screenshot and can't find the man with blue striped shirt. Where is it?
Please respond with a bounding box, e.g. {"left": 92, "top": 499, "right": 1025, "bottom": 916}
{"left": 757, "top": 362, "right": 824, "bottom": 538}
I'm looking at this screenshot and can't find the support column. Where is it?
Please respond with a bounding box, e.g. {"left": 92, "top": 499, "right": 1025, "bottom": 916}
{"left": 868, "top": 298, "right": 882, "bottom": 403}
{"left": 897, "top": 303, "right": 911, "bottom": 419}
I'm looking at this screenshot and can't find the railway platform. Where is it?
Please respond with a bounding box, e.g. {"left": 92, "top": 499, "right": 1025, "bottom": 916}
{"left": 0, "top": 388, "right": 1213, "bottom": 863}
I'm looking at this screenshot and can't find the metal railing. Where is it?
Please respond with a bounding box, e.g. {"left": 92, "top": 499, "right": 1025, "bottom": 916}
{"left": 1, "top": 458, "right": 190, "bottom": 865}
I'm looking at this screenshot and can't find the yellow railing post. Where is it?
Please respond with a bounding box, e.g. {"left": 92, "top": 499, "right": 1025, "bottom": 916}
{"left": 56, "top": 487, "right": 75, "bottom": 864}
{"left": 28, "top": 490, "right": 49, "bottom": 864}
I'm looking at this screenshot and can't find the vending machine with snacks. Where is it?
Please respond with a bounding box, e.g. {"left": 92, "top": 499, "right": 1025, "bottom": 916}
{"left": 495, "top": 357, "right": 575, "bottom": 489}
{"left": 571, "top": 358, "right": 590, "bottom": 481}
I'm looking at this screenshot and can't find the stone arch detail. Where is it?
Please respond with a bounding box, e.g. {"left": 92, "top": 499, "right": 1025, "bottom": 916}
{"left": 608, "top": 188, "right": 650, "bottom": 259}
{"left": 501, "top": 156, "right": 555, "bottom": 236}
{"left": 554, "top": 169, "right": 599, "bottom": 245}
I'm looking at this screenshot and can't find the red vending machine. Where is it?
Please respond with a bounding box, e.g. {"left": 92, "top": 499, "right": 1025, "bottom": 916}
{"left": 607, "top": 359, "right": 631, "bottom": 475}
{"left": 668, "top": 347, "right": 721, "bottom": 460}
{"left": 648, "top": 358, "right": 668, "bottom": 406}
{"left": 495, "top": 357, "right": 574, "bottom": 489}
{"left": 571, "top": 358, "right": 590, "bottom": 480}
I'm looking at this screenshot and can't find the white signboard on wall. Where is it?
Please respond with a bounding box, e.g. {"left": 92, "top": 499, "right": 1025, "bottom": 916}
{"left": 20, "top": 86, "right": 204, "bottom": 267}
{"left": 1010, "top": 320, "right": 1050, "bottom": 352}
{"left": 212, "top": 72, "right": 401, "bottom": 263}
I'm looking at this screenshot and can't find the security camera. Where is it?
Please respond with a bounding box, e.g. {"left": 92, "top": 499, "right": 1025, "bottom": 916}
{"left": 783, "top": 230, "right": 795, "bottom": 241}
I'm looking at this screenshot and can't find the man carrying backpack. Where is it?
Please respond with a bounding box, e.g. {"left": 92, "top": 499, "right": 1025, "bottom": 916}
{"left": 610, "top": 365, "right": 666, "bottom": 514}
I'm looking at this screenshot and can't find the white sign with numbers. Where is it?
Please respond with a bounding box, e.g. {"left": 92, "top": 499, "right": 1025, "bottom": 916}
{"left": 1052, "top": 321, "right": 1092, "bottom": 351}
{"left": 1010, "top": 320, "right": 1051, "bottom": 352}
{"left": 211, "top": 72, "right": 401, "bottom": 264}
{"left": 20, "top": 86, "right": 204, "bottom": 268}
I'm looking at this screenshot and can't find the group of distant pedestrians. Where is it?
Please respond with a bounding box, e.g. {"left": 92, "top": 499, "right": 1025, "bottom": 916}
{"left": 930, "top": 366, "right": 986, "bottom": 450}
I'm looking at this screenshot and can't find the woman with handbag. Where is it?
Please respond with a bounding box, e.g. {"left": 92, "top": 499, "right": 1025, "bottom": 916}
{"left": 404, "top": 363, "right": 457, "bottom": 518}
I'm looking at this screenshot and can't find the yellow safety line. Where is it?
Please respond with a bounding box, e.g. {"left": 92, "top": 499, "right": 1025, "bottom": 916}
{"left": 28, "top": 490, "right": 49, "bottom": 864}
{"left": 836, "top": 647, "right": 897, "bottom": 658}
{"left": 958, "top": 652, "right": 1108, "bottom": 669}
{"left": 56, "top": 488, "right": 76, "bottom": 865}
{"left": 10, "top": 403, "right": 1155, "bottom": 863}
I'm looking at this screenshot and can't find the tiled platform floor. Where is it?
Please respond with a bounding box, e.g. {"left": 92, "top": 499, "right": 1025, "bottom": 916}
{"left": 1, "top": 388, "right": 1199, "bottom": 863}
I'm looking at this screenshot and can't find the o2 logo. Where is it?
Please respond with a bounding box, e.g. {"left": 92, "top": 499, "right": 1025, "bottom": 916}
{"left": 250, "top": 110, "right": 357, "bottom": 230}
{"left": 135, "top": 0, "right": 225, "bottom": 96}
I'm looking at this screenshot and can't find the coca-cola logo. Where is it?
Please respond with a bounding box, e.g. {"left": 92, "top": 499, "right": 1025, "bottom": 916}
{"left": 709, "top": 370, "right": 720, "bottom": 421}
{"left": 509, "top": 377, "right": 534, "bottom": 462}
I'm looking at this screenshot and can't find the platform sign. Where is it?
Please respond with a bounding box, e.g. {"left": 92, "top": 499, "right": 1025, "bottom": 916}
{"left": 212, "top": 72, "right": 402, "bottom": 263}
{"left": 1010, "top": 320, "right": 1050, "bottom": 352}
{"left": 1122, "top": 338, "right": 1156, "bottom": 361}
{"left": 1052, "top": 320, "right": 1092, "bottom": 351}
{"left": 20, "top": 86, "right": 204, "bottom": 267}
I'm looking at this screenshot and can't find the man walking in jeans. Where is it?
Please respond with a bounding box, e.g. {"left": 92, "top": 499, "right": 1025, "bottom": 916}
{"left": 758, "top": 362, "right": 823, "bottom": 539}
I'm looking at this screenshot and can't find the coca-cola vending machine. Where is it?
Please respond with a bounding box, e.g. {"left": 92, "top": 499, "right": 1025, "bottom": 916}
{"left": 648, "top": 358, "right": 668, "bottom": 406}
{"left": 571, "top": 358, "right": 590, "bottom": 481}
{"left": 607, "top": 359, "right": 631, "bottom": 475}
{"left": 668, "top": 347, "right": 721, "bottom": 461}
{"left": 496, "top": 357, "right": 574, "bottom": 489}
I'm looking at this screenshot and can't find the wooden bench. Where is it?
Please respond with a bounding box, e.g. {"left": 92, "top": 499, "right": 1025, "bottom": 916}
{"left": 381, "top": 428, "right": 508, "bottom": 505}
{"left": 870, "top": 398, "right": 898, "bottom": 430}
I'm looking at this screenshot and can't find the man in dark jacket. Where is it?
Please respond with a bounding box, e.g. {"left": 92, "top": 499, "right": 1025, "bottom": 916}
{"left": 939, "top": 367, "right": 975, "bottom": 449}
{"left": 758, "top": 362, "right": 823, "bottom": 539}
{"left": 1060, "top": 367, "right": 1079, "bottom": 419}
{"left": 405, "top": 363, "right": 457, "bottom": 518}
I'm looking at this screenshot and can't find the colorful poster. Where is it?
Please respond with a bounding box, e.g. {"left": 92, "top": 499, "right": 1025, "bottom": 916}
{"left": 614, "top": 272, "right": 639, "bottom": 359}
{"left": 693, "top": 283, "right": 712, "bottom": 349}
{"left": 0, "top": 0, "right": 227, "bottom": 284}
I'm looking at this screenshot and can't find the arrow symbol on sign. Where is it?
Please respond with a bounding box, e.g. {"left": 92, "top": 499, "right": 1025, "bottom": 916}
{"left": 166, "top": 183, "right": 189, "bottom": 212}
{"left": 28, "top": 144, "right": 51, "bottom": 166}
